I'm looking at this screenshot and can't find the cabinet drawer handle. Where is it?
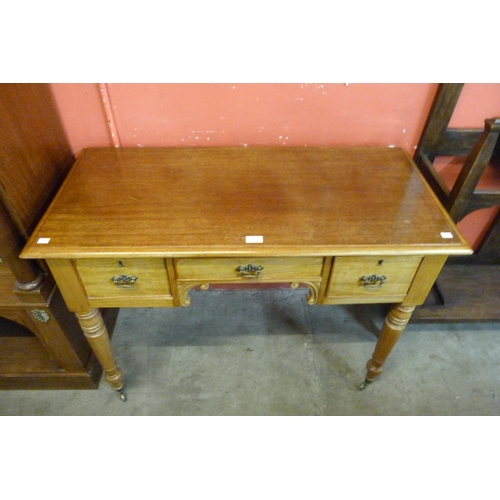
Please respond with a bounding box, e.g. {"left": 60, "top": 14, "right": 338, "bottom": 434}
{"left": 236, "top": 264, "right": 264, "bottom": 278}
{"left": 112, "top": 274, "right": 138, "bottom": 288}
{"left": 360, "top": 274, "right": 386, "bottom": 288}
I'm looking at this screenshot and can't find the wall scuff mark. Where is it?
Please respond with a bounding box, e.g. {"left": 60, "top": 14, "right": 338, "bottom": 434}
{"left": 98, "top": 83, "right": 121, "bottom": 147}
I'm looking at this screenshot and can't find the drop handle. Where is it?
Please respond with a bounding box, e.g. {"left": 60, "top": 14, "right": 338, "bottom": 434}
{"left": 236, "top": 264, "right": 264, "bottom": 278}
{"left": 360, "top": 274, "right": 386, "bottom": 288}
{"left": 112, "top": 274, "right": 138, "bottom": 288}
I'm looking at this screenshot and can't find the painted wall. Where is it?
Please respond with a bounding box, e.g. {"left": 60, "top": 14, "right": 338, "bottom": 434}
{"left": 49, "top": 83, "right": 500, "bottom": 249}
{"left": 50, "top": 83, "right": 442, "bottom": 154}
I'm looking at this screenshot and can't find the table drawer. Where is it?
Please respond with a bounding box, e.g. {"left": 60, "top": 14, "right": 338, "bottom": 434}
{"left": 175, "top": 257, "right": 324, "bottom": 281}
{"left": 327, "top": 256, "right": 422, "bottom": 301}
{"left": 75, "top": 258, "right": 171, "bottom": 298}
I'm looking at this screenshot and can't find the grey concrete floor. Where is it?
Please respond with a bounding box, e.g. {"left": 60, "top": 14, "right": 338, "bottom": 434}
{"left": 1, "top": 288, "right": 499, "bottom": 415}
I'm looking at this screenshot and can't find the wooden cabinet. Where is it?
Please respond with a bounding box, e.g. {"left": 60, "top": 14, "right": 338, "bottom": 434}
{"left": 0, "top": 84, "right": 117, "bottom": 389}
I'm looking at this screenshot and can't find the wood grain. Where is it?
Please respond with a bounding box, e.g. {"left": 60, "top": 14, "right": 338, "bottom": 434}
{"left": 21, "top": 147, "right": 472, "bottom": 259}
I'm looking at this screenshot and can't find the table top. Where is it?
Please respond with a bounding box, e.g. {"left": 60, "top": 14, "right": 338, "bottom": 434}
{"left": 21, "top": 147, "right": 472, "bottom": 259}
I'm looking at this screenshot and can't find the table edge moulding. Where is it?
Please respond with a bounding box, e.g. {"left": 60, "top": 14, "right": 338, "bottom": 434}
{"left": 21, "top": 147, "right": 472, "bottom": 401}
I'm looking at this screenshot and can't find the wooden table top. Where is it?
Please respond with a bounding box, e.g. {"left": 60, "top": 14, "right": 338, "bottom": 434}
{"left": 21, "top": 147, "right": 472, "bottom": 259}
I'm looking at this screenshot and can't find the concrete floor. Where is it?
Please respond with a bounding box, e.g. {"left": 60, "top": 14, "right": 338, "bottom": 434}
{"left": 1, "top": 288, "right": 499, "bottom": 415}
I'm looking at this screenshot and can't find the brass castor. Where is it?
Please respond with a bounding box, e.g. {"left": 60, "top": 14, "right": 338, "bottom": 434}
{"left": 358, "top": 379, "right": 372, "bottom": 391}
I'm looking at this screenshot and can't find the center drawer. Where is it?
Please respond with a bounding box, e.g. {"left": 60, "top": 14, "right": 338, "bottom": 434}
{"left": 175, "top": 257, "right": 324, "bottom": 281}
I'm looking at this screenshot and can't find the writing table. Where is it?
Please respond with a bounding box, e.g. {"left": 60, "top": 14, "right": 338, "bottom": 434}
{"left": 21, "top": 147, "right": 472, "bottom": 400}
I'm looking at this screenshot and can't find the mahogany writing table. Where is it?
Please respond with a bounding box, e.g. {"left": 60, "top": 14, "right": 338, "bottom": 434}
{"left": 21, "top": 147, "right": 472, "bottom": 400}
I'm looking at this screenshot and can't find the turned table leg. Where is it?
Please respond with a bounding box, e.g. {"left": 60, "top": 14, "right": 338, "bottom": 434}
{"left": 359, "top": 304, "right": 415, "bottom": 390}
{"left": 76, "top": 308, "right": 126, "bottom": 401}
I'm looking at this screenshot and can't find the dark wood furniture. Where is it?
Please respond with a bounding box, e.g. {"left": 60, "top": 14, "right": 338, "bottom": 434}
{"left": 0, "top": 84, "right": 117, "bottom": 389}
{"left": 21, "top": 147, "right": 471, "bottom": 399}
{"left": 412, "top": 83, "right": 500, "bottom": 321}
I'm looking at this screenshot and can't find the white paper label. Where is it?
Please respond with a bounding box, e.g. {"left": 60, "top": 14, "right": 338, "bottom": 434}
{"left": 245, "top": 235, "right": 264, "bottom": 244}
{"left": 37, "top": 237, "right": 51, "bottom": 244}
{"left": 440, "top": 232, "right": 454, "bottom": 239}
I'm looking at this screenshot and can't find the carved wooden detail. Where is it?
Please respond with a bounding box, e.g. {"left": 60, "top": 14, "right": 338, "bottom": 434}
{"left": 364, "top": 305, "right": 415, "bottom": 384}
{"left": 290, "top": 282, "right": 321, "bottom": 304}
{"left": 178, "top": 283, "right": 210, "bottom": 307}
{"left": 75, "top": 308, "right": 123, "bottom": 394}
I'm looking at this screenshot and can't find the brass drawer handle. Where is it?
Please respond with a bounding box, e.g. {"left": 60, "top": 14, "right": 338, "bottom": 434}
{"left": 236, "top": 264, "right": 264, "bottom": 278}
{"left": 360, "top": 274, "right": 386, "bottom": 288}
{"left": 112, "top": 274, "right": 138, "bottom": 288}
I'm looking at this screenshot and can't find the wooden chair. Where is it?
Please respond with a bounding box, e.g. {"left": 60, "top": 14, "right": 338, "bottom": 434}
{"left": 412, "top": 83, "right": 500, "bottom": 320}
{"left": 415, "top": 84, "right": 500, "bottom": 227}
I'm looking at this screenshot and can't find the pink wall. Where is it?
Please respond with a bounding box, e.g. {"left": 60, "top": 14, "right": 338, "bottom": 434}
{"left": 49, "top": 83, "right": 500, "bottom": 249}
{"left": 50, "top": 83, "right": 442, "bottom": 154}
